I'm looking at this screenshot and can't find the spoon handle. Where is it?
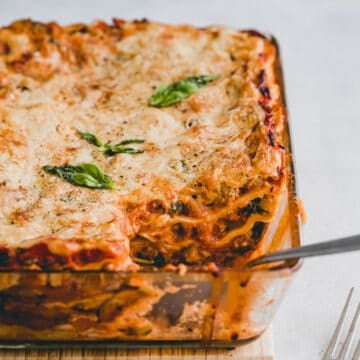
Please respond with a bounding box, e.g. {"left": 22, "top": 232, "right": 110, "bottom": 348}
{"left": 247, "top": 234, "right": 360, "bottom": 267}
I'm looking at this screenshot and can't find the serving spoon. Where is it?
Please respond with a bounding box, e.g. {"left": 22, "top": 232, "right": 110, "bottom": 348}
{"left": 247, "top": 234, "right": 360, "bottom": 267}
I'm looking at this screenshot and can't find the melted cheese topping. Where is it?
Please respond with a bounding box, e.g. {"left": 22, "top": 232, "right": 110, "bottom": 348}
{"left": 0, "top": 20, "right": 285, "bottom": 270}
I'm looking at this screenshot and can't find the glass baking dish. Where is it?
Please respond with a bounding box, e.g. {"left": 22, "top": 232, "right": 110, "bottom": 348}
{"left": 0, "top": 35, "right": 302, "bottom": 348}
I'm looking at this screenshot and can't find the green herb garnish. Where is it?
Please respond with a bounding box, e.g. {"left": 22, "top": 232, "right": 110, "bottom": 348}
{"left": 148, "top": 74, "right": 220, "bottom": 107}
{"left": 77, "top": 131, "right": 103, "bottom": 147}
{"left": 43, "top": 163, "right": 118, "bottom": 190}
{"left": 77, "top": 130, "right": 145, "bottom": 156}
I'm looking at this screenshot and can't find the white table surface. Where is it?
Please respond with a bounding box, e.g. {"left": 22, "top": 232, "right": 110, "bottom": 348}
{"left": 0, "top": 0, "right": 359, "bottom": 359}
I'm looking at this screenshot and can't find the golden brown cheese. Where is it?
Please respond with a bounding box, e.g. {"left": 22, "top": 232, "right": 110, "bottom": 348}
{"left": 0, "top": 19, "right": 286, "bottom": 270}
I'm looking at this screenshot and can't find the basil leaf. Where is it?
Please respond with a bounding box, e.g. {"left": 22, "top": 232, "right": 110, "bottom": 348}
{"left": 76, "top": 163, "right": 110, "bottom": 185}
{"left": 148, "top": 74, "right": 220, "bottom": 107}
{"left": 77, "top": 130, "right": 145, "bottom": 156}
{"left": 77, "top": 130, "right": 103, "bottom": 147}
{"left": 43, "top": 165, "right": 78, "bottom": 182}
{"left": 71, "top": 173, "right": 104, "bottom": 188}
{"left": 118, "top": 139, "right": 145, "bottom": 146}
{"left": 43, "top": 163, "right": 118, "bottom": 190}
{"left": 102, "top": 142, "right": 144, "bottom": 156}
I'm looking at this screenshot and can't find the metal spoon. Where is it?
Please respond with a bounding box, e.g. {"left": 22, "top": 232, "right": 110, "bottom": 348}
{"left": 247, "top": 234, "right": 360, "bottom": 267}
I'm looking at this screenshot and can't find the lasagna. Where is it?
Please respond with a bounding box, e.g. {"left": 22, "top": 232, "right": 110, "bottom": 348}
{"left": 0, "top": 19, "right": 286, "bottom": 271}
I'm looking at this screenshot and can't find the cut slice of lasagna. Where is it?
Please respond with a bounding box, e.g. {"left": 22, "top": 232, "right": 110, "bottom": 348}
{"left": 0, "top": 19, "right": 286, "bottom": 270}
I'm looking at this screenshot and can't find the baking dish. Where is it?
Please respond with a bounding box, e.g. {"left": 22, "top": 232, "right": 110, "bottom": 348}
{"left": 0, "top": 35, "right": 302, "bottom": 348}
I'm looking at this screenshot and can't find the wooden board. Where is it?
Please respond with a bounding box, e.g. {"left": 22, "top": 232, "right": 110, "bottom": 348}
{"left": 0, "top": 328, "right": 273, "bottom": 360}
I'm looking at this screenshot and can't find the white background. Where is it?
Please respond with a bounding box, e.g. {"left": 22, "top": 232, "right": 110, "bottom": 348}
{"left": 0, "top": 1, "right": 359, "bottom": 359}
